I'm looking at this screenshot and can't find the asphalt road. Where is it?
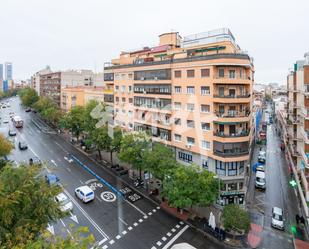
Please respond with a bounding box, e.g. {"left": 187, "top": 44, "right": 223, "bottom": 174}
{"left": 0, "top": 96, "right": 227, "bottom": 249}
{"left": 247, "top": 106, "right": 303, "bottom": 249}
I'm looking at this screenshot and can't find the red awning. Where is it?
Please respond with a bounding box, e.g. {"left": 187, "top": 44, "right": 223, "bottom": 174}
{"left": 150, "top": 45, "right": 170, "bottom": 53}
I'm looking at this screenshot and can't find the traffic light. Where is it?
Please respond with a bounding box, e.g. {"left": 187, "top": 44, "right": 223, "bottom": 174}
{"left": 289, "top": 180, "right": 297, "bottom": 188}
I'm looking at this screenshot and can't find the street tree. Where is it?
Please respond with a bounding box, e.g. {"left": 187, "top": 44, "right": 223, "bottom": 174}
{"left": 222, "top": 204, "right": 250, "bottom": 233}
{"left": 60, "top": 106, "right": 85, "bottom": 139}
{"left": 118, "top": 131, "right": 151, "bottom": 178}
{"left": 0, "top": 164, "right": 65, "bottom": 248}
{"left": 19, "top": 88, "right": 39, "bottom": 107}
{"left": 90, "top": 126, "right": 112, "bottom": 160}
{"left": 0, "top": 134, "right": 13, "bottom": 170}
{"left": 109, "top": 126, "right": 123, "bottom": 166}
{"left": 162, "top": 164, "right": 219, "bottom": 209}
{"left": 32, "top": 97, "right": 55, "bottom": 113}
{"left": 83, "top": 100, "right": 101, "bottom": 133}
{"left": 143, "top": 142, "right": 178, "bottom": 181}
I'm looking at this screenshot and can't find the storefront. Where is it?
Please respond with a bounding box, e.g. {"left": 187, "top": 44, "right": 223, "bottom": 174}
{"left": 218, "top": 191, "right": 245, "bottom": 206}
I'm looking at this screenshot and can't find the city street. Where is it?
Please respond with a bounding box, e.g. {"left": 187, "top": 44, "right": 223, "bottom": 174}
{"left": 0, "top": 96, "right": 227, "bottom": 249}
{"left": 248, "top": 106, "right": 303, "bottom": 249}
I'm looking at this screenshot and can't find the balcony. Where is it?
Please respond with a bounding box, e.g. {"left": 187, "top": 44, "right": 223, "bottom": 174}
{"left": 103, "top": 89, "right": 114, "bottom": 94}
{"left": 301, "top": 128, "right": 309, "bottom": 144}
{"left": 213, "top": 94, "right": 251, "bottom": 103}
{"left": 288, "top": 115, "right": 303, "bottom": 125}
{"left": 293, "top": 102, "right": 301, "bottom": 109}
{"left": 303, "top": 85, "right": 309, "bottom": 96}
{"left": 214, "top": 74, "right": 251, "bottom": 85}
{"left": 214, "top": 130, "right": 250, "bottom": 138}
{"left": 290, "top": 144, "right": 301, "bottom": 158}
{"left": 214, "top": 150, "right": 249, "bottom": 157}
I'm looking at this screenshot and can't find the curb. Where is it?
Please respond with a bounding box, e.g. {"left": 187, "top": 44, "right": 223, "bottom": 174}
{"left": 60, "top": 135, "right": 235, "bottom": 248}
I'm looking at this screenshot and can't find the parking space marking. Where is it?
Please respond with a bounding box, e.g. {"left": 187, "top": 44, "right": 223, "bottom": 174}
{"left": 125, "top": 199, "right": 147, "bottom": 216}
{"left": 119, "top": 217, "right": 128, "bottom": 226}
{"left": 116, "top": 235, "right": 121, "bottom": 240}
{"left": 133, "top": 222, "right": 138, "bottom": 227}
{"left": 95, "top": 196, "right": 102, "bottom": 202}
{"left": 156, "top": 241, "right": 162, "bottom": 246}
{"left": 109, "top": 240, "right": 115, "bottom": 245}
{"left": 128, "top": 226, "right": 133, "bottom": 231}
{"left": 162, "top": 225, "right": 189, "bottom": 249}
{"left": 122, "top": 230, "right": 127, "bottom": 235}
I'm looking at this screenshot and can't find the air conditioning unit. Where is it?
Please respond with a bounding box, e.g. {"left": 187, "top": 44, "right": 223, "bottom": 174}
{"left": 140, "top": 77, "right": 145, "bottom": 81}
{"left": 143, "top": 90, "right": 147, "bottom": 94}
{"left": 154, "top": 77, "right": 158, "bottom": 80}
{"left": 186, "top": 144, "right": 192, "bottom": 149}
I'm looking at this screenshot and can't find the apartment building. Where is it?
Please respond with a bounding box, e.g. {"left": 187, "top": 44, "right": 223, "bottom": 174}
{"left": 284, "top": 53, "right": 309, "bottom": 213}
{"left": 39, "top": 70, "right": 104, "bottom": 106}
{"left": 61, "top": 86, "right": 105, "bottom": 111}
{"left": 104, "top": 28, "right": 254, "bottom": 206}
{"left": 31, "top": 66, "right": 53, "bottom": 95}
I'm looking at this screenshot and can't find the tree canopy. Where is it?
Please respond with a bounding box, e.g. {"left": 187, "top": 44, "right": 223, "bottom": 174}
{"left": 0, "top": 134, "right": 13, "bottom": 158}
{"left": 222, "top": 204, "right": 250, "bottom": 232}
{"left": 60, "top": 106, "right": 85, "bottom": 138}
{"left": 19, "top": 88, "right": 39, "bottom": 107}
{"left": 162, "top": 164, "right": 219, "bottom": 209}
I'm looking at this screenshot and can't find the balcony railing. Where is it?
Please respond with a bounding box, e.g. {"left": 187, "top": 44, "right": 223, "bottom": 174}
{"left": 214, "top": 74, "right": 250, "bottom": 80}
{"left": 214, "top": 110, "right": 250, "bottom": 118}
{"left": 214, "top": 150, "right": 249, "bottom": 157}
{"left": 213, "top": 93, "right": 250, "bottom": 98}
{"left": 214, "top": 130, "right": 250, "bottom": 138}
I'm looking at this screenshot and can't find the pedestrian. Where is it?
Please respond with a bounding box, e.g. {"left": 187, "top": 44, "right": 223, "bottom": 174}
{"left": 296, "top": 214, "right": 300, "bottom": 224}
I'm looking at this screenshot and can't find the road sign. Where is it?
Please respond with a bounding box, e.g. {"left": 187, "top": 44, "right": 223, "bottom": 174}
{"left": 101, "top": 191, "right": 116, "bottom": 202}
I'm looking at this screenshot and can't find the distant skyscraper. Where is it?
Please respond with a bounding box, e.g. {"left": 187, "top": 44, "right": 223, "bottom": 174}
{"left": 5, "top": 62, "right": 12, "bottom": 80}
{"left": 0, "top": 64, "right": 3, "bottom": 80}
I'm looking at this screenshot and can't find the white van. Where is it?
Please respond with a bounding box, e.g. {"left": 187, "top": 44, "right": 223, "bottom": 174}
{"left": 255, "top": 171, "right": 266, "bottom": 190}
{"left": 75, "top": 186, "right": 95, "bottom": 203}
{"left": 271, "top": 207, "right": 284, "bottom": 230}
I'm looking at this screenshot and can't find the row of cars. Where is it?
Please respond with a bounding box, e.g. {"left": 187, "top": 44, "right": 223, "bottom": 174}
{"left": 255, "top": 147, "right": 285, "bottom": 231}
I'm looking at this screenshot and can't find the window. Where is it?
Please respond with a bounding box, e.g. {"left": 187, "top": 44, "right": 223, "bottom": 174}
{"left": 115, "top": 85, "right": 119, "bottom": 91}
{"left": 174, "top": 86, "right": 181, "bottom": 93}
{"left": 174, "top": 118, "right": 181, "bottom": 125}
{"left": 121, "top": 122, "right": 126, "bottom": 127}
{"left": 201, "top": 140, "right": 210, "bottom": 150}
{"left": 174, "top": 134, "right": 181, "bottom": 141}
{"left": 122, "top": 109, "right": 126, "bottom": 114}
{"left": 115, "top": 97, "right": 119, "bottom": 102}
{"left": 218, "top": 68, "right": 225, "bottom": 78}
{"left": 187, "top": 103, "right": 194, "bottom": 111}
{"left": 201, "top": 104, "right": 210, "bottom": 113}
{"left": 128, "top": 86, "right": 132, "bottom": 92}
{"left": 121, "top": 86, "right": 126, "bottom": 92}
{"left": 239, "top": 181, "right": 244, "bottom": 190}
{"left": 202, "top": 159, "right": 208, "bottom": 169}
{"left": 174, "top": 70, "right": 181, "bottom": 78}
{"left": 239, "top": 161, "right": 245, "bottom": 174}
{"left": 187, "top": 70, "right": 195, "bottom": 78}
{"left": 122, "top": 97, "right": 126, "bottom": 102}
{"left": 178, "top": 151, "right": 192, "bottom": 163}
{"left": 228, "top": 162, "right": 237, "bottom": 176}
{"left": 201, "top": 86, "right": 210, "bottom": 95}
{"left": 187, "top": 120, "right": 195, "bottom": 128}
{"left": 128, "top": 73, "right": 133, "bottom": 80}
{"left": 129, "top": 98, "right": 133, "bottom": 103}
{"left": 187, "top": 86, "right": 195, "bottom": 94}
{"left": 216, "top": 161, "right": 226, "bottom": 176}
{"left": 201, "top": 69, "right": 210, "bottom": 77}
{"left": 128, "top": 111, "right": 132, "bottom": 118}
{"left": 187, "top": 137, "right": 195, "bottom": 145}
{"left": 227, "top": 183, "right": 237, "bottom": 191}
{"left": 128, "top": 123, "right": 133, "bottom": 129}
{"left": 174, "top": 102, "right": 181, "bottom": 110}
{"left": 201, "top": 122, "right": 210, "bottom": 131}
{"left": 115, "top": 108, "right": 119, "bottom": 113}
{"left": 229, "top": 70, "right": 236, "bottom": 79}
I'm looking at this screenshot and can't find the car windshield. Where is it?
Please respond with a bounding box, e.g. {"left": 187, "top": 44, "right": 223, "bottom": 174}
{"left": 257, "top": 177, "right": 265, "bottom": 183}
{"left": 273, "top": 213, "right": 282, "bottom": 221}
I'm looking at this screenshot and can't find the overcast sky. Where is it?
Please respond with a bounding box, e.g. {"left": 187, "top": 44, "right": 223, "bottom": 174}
{"left": 0, "top": 0, "right": 308, "bottom": 84}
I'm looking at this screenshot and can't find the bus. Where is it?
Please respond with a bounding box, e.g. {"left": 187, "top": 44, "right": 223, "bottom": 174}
{"left": 12, "top": 116, "right": 24, "bottom": 128}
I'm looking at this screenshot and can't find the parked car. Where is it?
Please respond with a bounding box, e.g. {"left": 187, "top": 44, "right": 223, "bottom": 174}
{"left": 3, "top": 119, "right": 9, "bottom": 124}
{"left": 25, "top": 107, "right": 31, "bottom": 112}
{"left": 29, "top": 156, "right": 42, "bottom": 165}
{"left": 18, "top": 141, "right": 28, "bottom": 150}
{"left": 75, "top": 186, "right": 94, "bottom": 203}
{"left": 45, "top": 174, "right": 60, "bottom": 186}
{"left": 255, "top": 171, "right": 266, "bottom": 190}
{"left": 271, "top": 207, "right": 284, "bottom": 230}
{"left": 256, "top": 165, "right": 265, "bottom": 172}
{"left": 258, "top": 150, "right": 266, "bottom": 163}
{"left": 55, "top": 192, "right": 73, "bottom": 212}
{"left": 8, "top": 129, "right": 17, "bottom": 136}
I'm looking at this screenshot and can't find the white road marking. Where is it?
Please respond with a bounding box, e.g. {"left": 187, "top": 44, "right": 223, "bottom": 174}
{"left": 50, "top": 159, "right": 58, "bottom": 167}
{"left": 139, "top": 219, "right": 143, "bottom": 223}
{"left": 98, "top": 239, "right": 106, "bottom": 246}
{"left": 60, "top": 218, "right": 66, "bottom": 227}
{"left": 176, "top": 224, "right": 180, "bottom": 229}
{"left": 162, "top": 225, "right": 189, "bottom": 249}
{"left": 152, "top": 209, "right": 156, "bottom": 213}
{"left": 55, "top": 141, "right": 69, "bottom": 154}
{"left": 28, "top": 146, "right": 39, "bottom": 157}
{"left": 66, "top": 228, "right": 73, "bottom": 239}
{"left": 109, "top": 240, "right": 115, "bottom": 245}
{"left": 116, "top": 235, "right": 121, "bottom": 240}
{"left": 151, "top": 247, "right": 157, "bottom": 249}
{"left": 79, "top": 180, "right": 84, "bottom": 184}
{"left": 63, "top": 189, "right": 109, "bottom": 240}
{"left": 148, "top": 212, "right": 152, "bottom": 216}
{"left": 66, "top": 167, "right": 72, "bottom": 172}
{"left": 156, "top": 241, "right": 162, "bottom": 246}
{"left": 125, "top": 200, "right": 147, "bottom": 216}
{"left": 143, "top": 215, "right": 148, "bottom": 219}
{"left": 102, "top": 245, "right": 108, "bottom": 249}
{"left": 69, "top": 212, "right": 79, "bottom": 223}
{"left": 128, "top": 226, "right": 133, "bottom": 231}
{"left": 162, "top": 237, "right": 167, "bottom": 241}
{"left": 47, "top": 223, "right": 55, "bottom": 235}
{"left": 167, "top": 232, "right": 172, "bottom": 237}
{"left": 157, "top": 206, "right": 160, "bottom": 209}
{"left": 119, "top": 217, "right": 128, "bottom": 226}
{"left": 122, "top": 230, "right": 127, "bottom": 235}
{"left": 171, "top": 228, "right": 176, "bottom": 233}
{"left": 179, "top": 221, "right": 184, "bottom": 225}
{"left": 133, "top": 222, "right": 138, "bottom": 227}
{"left": 95, "top": 196, "right": 103, "bottom": 202}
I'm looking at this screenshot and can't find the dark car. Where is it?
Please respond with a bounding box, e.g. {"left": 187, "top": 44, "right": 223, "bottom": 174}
{"left": 25, "top": 107, "right": 31, "bottom": 112}
{"left": 8, "top": 129, "right": 17, "bottom": 136}
{"left": 18, "top": 141, "right": 28, "bottom": 150}
{"left": 29, "top": 156, "right": 42, "bottom": 165}
{"left": 45, "top": 174, "right": 60, "bottom": 186}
